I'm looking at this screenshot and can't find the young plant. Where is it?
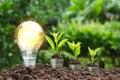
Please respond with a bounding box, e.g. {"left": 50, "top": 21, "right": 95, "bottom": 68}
{"left": 67, "top": 41, "right": 82, "bottom": 60}
{"left": 88, "top": 47, "right": 101, "bottom": 63}
{"left": 45, "top": 32, "right": 68, "bottom": 54}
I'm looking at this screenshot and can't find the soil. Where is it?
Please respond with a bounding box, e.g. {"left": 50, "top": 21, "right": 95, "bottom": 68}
{"left": 0, "top": 64, "right": 120, "bottom": 80}
{"left": 87, "top": 63, "right": 99, "bottom": 67}
{"left": 69, "top": 60, "right": 81, "bottom": 64}
{"left": 51, "top": 54, "right": 62, "bottom": 59}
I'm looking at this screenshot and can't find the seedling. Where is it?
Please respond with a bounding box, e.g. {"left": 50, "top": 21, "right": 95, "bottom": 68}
{"left": 67, "top": 41, "right": 82, "bottom": 60}
{"left": 45, "top": 32, "right": 67, "bottom": 69}
{"left": 45, "top": 32, "right": 68, "bottom": 54}
{"left": 88, "top": 47, "right": 101, "bottom": 63}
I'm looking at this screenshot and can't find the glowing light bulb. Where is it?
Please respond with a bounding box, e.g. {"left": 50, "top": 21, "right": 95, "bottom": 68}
{"left": 15, "top": 21, "right": 44, "bottom": 67}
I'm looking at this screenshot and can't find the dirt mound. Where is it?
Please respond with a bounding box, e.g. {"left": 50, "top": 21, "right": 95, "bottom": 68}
{"left": 0, "top": 64, "right": 120, "bottom": 80}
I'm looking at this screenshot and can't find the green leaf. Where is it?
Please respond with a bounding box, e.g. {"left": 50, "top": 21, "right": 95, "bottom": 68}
{"left": 50, "top": 32, "right": 59, "bottom": 45}
{"left": 74, "top": 46, "right": 80, "bottom": 57}
{"left": 75, "top": 42, "right": 81, "bottom": 48}
{"left": 88, "top": 47, "right": 94, "bottom": 56}
{"left": 67, "top": 41, "right": 75, "bottom": 51}
{"left": 88, "top": 47, "right": 95, "bottom": 63}
{"left": 45, "top": 35, "right": 55, "bottom": 51}
{"left": 58, "top": 32, "right": 64, "bottom": 41}
{"left": 58, "top": 39, "right": 68, "bottom": 49}
{"left": 94, "top": 47, "right": 101, "bottom": 56}
{"left": 74, "top": 42, "right": 81, "bottom": 57}
{"left": 92, "top": 0, "right": 103, "bottom": 16}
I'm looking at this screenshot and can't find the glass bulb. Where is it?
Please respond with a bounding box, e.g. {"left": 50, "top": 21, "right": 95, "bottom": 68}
{"left": 15, "top": 21, "right": 44, "bottom": 67}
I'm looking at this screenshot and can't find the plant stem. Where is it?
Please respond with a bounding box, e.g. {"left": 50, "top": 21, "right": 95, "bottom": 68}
{"left": 75, "top": 55, "right": 77, "bottom": 60}
{"left": 91, "top": 56, "right": 94, "bottom": 63}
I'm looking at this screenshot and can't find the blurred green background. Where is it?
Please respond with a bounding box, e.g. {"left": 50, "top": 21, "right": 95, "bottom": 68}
{"left": 0, "top": 0, "right": 120, "bottom": 70}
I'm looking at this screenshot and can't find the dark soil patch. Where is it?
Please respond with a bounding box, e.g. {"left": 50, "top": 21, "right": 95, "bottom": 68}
{"left": 51, "top": 54, "right": 62, "bottom": 59}
{"left": 69, "top": 59, "right": 81, "bottom": 64}
{"left": 0, "top": 64, "right": 120, "bottom": 80}
{"left": 87, "top": 63, "right": 99, "bottom": 67}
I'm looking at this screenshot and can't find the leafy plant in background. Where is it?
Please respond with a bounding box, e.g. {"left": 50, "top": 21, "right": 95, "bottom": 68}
{"left": 88, "top": 47, "right": 101, "bottom": 63}
{"left": 103, "top": 0, "right": 120, "bottom": 20}
{"left": 67, "top": 41, "right": 81, "bottom": 60}
{"left": 45, "top": 32, "right": 68, "bottom": 54}
{"left": 63, "top": 0, "right": 103, "bottom": 21}
{"left": 0, "top": 25, "right": 22, "bottom": 70}
{"left": 0, "top": 0, "right": 69, "bottom": 26}
{"left": 63, "top": 0, "right": 120, "bottom": 22}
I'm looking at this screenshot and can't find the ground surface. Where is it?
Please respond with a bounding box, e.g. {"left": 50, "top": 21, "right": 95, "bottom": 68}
{"left": 0, "top": 64, "right": 120, "bottom": 80}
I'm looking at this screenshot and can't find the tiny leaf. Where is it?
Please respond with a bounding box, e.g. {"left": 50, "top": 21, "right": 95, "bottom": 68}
{"left": 74, "top": 46, "right": 80, "bottom": 57}
{"left": 58, "top": 39, "right": 68, "bottom": 48}
{"left": 67, "top": 41, "right": 75, "bottom": 51}
{"left": 94, "top": 48, "right": 101, "bottom": 55}
{"left": 58, "top": 32, "right": 64, "bottom": 41}
{"left": 74, "top": 42, "right": 81, "bottom": 57}
{"left": 45, "top": 35, "right": 55, "bottom": 51}
{"left": 50, "top": 32, "right": 59, "bottom": 45}
{"left": 88, "top": 47, "right": 100, "bottom": 63}
{"left": 88, "top": 47, "right": 94, "bottom": 56}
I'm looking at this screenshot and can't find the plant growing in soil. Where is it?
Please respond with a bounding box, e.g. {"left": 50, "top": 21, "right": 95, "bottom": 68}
{"left": 88, "top": 47, "right": 101, "bottom": 63}
{"left": 87, "top": 47, "right": 101, "bottom": 71}
{"left": 67, "top": 41, "right": 81, "bottom": 60}
{"left": 67, "top": 41, "right": 82, "bottom": 70}
{"left": 45, "top": 32, "right": 67, "bottom": 68}
{"left": 45, "top": 32, "right": 68, "bottom": 54}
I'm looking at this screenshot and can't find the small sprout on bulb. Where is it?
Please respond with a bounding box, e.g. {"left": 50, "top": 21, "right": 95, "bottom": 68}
{"left": 15, "top": 21, "right": 44, "bottom": 67}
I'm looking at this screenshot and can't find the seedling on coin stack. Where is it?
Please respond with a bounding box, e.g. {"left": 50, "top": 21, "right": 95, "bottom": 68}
{"left": 87, "top": 47, "right": 101, "bottom": 71}
{"left": 45, "top": 32, "right": 67, "bottom": 69}
{"left": 67, "top": 41, "right": 82, "bottom": 70}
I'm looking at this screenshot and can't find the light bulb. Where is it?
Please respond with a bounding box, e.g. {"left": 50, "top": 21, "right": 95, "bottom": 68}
{"left": 15, "top": 21, "right": 44, "bottom": 67}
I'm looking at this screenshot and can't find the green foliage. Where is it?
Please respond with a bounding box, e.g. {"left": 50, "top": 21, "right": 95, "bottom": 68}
{"left": 45, "top": 32, "right": 68, "bottom": 54}
{"left": 67, "top": 41, "right": 81, "bottom": 59}
{"left": 0, "top": 0, "right": 69, "bottom": 26}
{"left": 64, "top": 0, "right": 120, "bottom": 22}
{"left": 88, "top": 47, "right": 100, "bottom": 63}
{"left": 45, "top": 35, "right": 55, "bottom": 51}
{"left": 0, "top": 25, "right": 22, "bottom": 70}
{"left": 63, "top": 0, "right": 102, "bottom": 21}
